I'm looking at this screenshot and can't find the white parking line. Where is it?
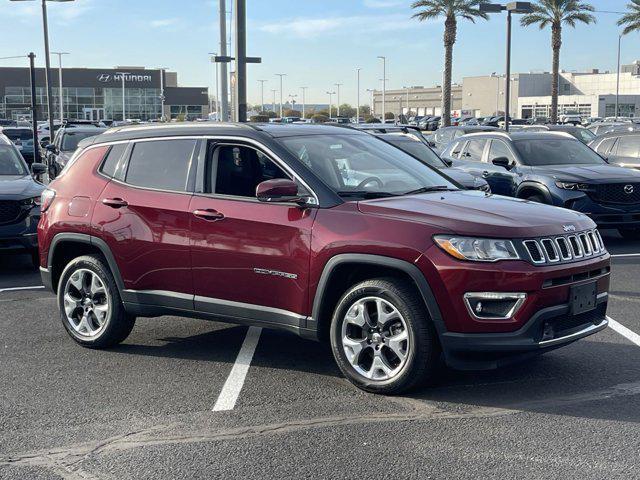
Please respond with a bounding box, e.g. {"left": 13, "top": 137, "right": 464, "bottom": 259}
{"left": 0, "top": 286, "right": 45, "bottom": 293}
{"left": 611, "top": 253, "right": 640, "bottom": 258}
{"left": 608, "top": 317, "right": 640, "bottom": 347}
{"left": 212, "top": 326, "right": 262, "bottom": 412}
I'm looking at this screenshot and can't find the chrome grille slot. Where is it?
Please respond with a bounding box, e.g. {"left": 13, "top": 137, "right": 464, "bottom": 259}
{"left": 523, "top": 229, "right": 605, "bottom": 265}
{"left": 541, "top": 239, "right": 559, "bottom": 262}
{"left": 523, "top": 240, "right": 545, "bottom": 264}
{"left": 568, "top": 235, "right": 583, "bottom": 258}
{"left": 555, "top": 237, "right": 572, "bottom": 260}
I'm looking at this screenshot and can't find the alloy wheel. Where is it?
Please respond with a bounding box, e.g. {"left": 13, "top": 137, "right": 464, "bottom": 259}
{"left": 63, "top": 268, "right": 110, "bottom": 337}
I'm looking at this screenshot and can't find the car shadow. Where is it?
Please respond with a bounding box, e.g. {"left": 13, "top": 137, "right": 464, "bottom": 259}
{"left": 0, "top": 252, "right": 41, "bottom": 288}
{"left": 114, "top": 321, "right": 640, "bottom": 423}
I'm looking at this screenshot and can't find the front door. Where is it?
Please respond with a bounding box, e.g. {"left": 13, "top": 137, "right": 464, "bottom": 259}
{"left": 189, "top": 141, "right": 316, "bottom": 325}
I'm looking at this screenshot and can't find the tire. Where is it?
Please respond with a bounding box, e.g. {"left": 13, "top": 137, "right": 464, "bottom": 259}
{"left": 525, "top": 194, "right": 546, "bottom": 204}
{"left": 57, "top": 254, "right": 135, "bottom": 348}
{"left": 618, "top": 228, "right": 640, "bottom": 240}
{"left": 329, "top": 277, "right": 440, "bottom": 395}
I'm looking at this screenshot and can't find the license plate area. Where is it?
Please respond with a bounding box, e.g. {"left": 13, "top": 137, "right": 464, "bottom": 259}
{"left": 570, "top": 281, "right": 597, "bottom": 315}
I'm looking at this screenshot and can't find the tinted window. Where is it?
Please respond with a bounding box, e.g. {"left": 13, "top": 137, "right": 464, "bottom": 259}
{"left": 434, "top": 129, "right": 454, "bottom": 144}
{"left": 513, "top": 139, "right": 605, "bottom": 166}
{"left": 615, "top": 135, "right": 640, "bottom": 158}
{"left": 577, "top": 129, "right": 596, "bottom": 144}
{"left": 488, "top": 140, "right": 515, "bottom": 163}
{"left": 0, "top": 145, "right": 28, "bottom": 175}
{"left": 2, "top": 129, "right": 31, "bottom": 141}
{"left": 451, "top": 141, "right": 464, "bottom": 158}
{"left": 100, "top": 143, "right": 127, "bottom": 177}
{"left": 461, "top": 139, "right": 486, "bottom": 162}
{"left": 212, "top": 145, "right": 289, "bottom": 197}
{"left": 594, "top": 137, "right": 616, "bottom": 154}
{"left": 61, "top": 130, "right": 105, "bottom": 151}
{"left": 125, "top": 139, "right": 196, "bottom": 191}
{"left": 379, "top": 135, "right": 445, "bottom": 168}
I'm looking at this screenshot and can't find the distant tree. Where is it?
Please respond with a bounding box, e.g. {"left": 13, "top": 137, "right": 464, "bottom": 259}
{"left": 260, "top": 110, "right": 278, "bottom": 119}
{"left": 338, "top": 104, "right": 356, "bottom": 118}
{"left": 385, "top": 112, "right": 395, "bottom": 120}
{"left": 250, "top": 115, "right": 270, "bottom": 123}
{"left": 284, "top": 109, "right": 302, "bottom": 117}
{"left": 521, "top": 0, "right": 596, "bottom": 123}
{"left": 411, "top": 0, "right": 488, "bottom": 127}
{"left": 366, "top": 117, "right": 381, "bottom": 123}
{"left": 618, "top": 0, "right": 640, "bottom": 35}
{"left": 311, "top": 114, "right": 329, "bottom": 123}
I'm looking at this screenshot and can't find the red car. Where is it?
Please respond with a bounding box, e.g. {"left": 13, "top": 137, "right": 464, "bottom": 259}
{"left": 38, "top": 123, "right": 610, "bottom": 394}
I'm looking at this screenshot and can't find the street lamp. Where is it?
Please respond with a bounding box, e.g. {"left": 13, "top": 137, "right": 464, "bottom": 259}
{"left": 480, "top": 1, "right": 533, "bottom": 131}
{"left": 615, "top": 34, "right": 622, "bottom": 121}
{"left": 334, "top": 83, "right": 343, "bottom": 117}
{"left": 356, "top": 68, "right": 362, "bottom": 122}
{"left": 300, "top": 87, "right": 308, "bottom": 119}
{"left": 257, "top": 79, "right": 267, "bottom": 114}
{"left": 275, "top": 73, "right": 286, "bottom": 118}
{"left": 366, "top": 88, "right": 375, "bottom": 117}
{"left": 209, "top": 53, "right": 220, "bottom": 121}
{"left": 402, "top": 85, "right": 411, "bottom": 116}
{"left": 10, "top": 0, "right": 75, "bottom": 140}
{"left": 116, "top": 72, "right": 130, "bottom": 121}
{"left": 377, "top": 56, "right": 386, "bottom": 120}
{"left": 51, "top": 51, "right": 69, "bottom": 122}
{"left": 326, "top": 91, "right": 336, "bottom": 119}
{"left": 155, "top": 67, "right": 168, "bottom": 122}
{"left": 288, "top": 94, "right": 298, "bottom": 114}
{"left": 271, "top": 89, "right": 277, "bottom": 114}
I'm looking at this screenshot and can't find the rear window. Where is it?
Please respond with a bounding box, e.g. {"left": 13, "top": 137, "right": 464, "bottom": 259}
{"left": 380, "top": 135, "right": 444, "bottom": 168}
{"left": 615, "top": 135, "right": 640, "bottom": 158}
{"left": 124, "top": 139, "right": 196, "bottom": 192}
{"left": 3, "top": 129, "right": 31, "bottom": 141}
{"left": 61, "top": 130, "right": 104, "bottom": 151}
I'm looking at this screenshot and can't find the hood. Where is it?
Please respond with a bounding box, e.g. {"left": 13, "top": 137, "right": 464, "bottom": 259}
{"left": 442, "top": 167, "right": 487, "bottom": 190}
{"left": 0, "top": 175, "right": 45, "bottom": 199}
{"left": 535, "top": 164, "right": 640, "bottom": 182}
{"left": 357, "top": 190, "right": 593, "bottom": 238}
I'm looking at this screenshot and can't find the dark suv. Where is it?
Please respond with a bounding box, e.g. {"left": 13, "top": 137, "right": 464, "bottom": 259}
{"left": 441, "top": 131, "right": 640, "bottom": 239}
{"left": 46, "top": 125, "right": 106, "bottom": 178}
{"left": 38, "top": 123, "right": 610, "bottom": 394}
{"left": 589, "top": 131, "right": 640, "bottom": 170}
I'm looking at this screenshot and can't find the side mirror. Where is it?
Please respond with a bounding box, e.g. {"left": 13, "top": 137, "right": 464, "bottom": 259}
{"left": 492, "top": 157, "right": 512, "bottom": 170}
{"left": 31, "top": 162, "right": 46, "bottom": 175}
{"left": 45, "top": 144, "right": 58, "bottom": 154}
{"left": 256, "top": 179, "right": 308, "bottom": 204}
{"left": 443, "top": 158, "right": 453, "bottom": 167}
{"left": 40, "top": 139, "right": 50, "bottom": 148}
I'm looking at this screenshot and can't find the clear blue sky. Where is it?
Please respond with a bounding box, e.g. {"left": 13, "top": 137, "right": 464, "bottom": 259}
{"left": 0, "top": 0, "right": 635, "bottom": 105}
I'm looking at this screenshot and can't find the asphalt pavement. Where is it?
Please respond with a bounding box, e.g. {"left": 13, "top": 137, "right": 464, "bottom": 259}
{"left": 1, "top": 230, "right": 639, "bottom": 479}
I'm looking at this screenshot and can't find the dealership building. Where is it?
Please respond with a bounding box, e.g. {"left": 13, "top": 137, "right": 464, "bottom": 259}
{"left": 0, "top": 67, "right": 209, "bottom": 122}
{"left": 374, "top": 61, "right": 640, "bottom": 119}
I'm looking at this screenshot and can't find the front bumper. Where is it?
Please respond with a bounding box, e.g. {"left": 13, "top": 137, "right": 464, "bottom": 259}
{"left": 0, "top": 232, "right": 38, "bottom": 252}
{"left": 0, "top": 210, "right": 40, "bottom": 253}
{"left": 562, "top": 194, "right": 640, "bottom": 229}
{"left": 440, "top": 294, "right": 608, "bottom": 370}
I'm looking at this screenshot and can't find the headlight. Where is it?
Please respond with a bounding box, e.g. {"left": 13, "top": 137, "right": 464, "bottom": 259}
{"left": 21, "top": 196, "right": 41, "bottom": 207}
{"left": 555, "top": 181, "right": 589, "bottom": 190}
{"left": 478, "top": 182, "right": 491, "bottom": 193}
{"left": 434, "top": 235, "right": 520, "bottom": 262}
{"left": 40, "top": 189, "right": 56, "bottom": 212}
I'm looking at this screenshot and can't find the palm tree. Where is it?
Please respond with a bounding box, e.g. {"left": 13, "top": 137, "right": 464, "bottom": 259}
{"left": 411, "top": 0, "right": 487, "bottom": 127}
{"left": 520, "top": 1, "right": 596, "bottom": 124}
{"left": 618, "top": 0, "right": 640, "bottom": 35}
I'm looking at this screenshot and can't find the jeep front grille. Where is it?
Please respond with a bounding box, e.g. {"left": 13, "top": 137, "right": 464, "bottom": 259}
{"left": 522, "top": 229, "right": 605, "bottom": 265}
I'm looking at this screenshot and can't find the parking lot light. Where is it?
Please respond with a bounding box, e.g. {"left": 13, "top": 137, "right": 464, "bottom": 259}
{"left": 377, "top": 56, "right": 386, "bottom": 120}
{"left": 275, "top": 73, "right": 286, "bottom": 118}
{"left": 51, "top": 52, "right": 69, "bottom": 122}
{"left": 10, "top": 0, "right": 75, "bottom": 143}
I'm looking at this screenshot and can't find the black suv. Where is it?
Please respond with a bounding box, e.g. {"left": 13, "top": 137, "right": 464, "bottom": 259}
{"left": 46, "top": 125, "right": 106, "bottom": 178}
{"left": 441, "top": 131, "right": 640, "bottom": 239}
{"left": 589, "top": 131, "right": 640, "bottom": 170}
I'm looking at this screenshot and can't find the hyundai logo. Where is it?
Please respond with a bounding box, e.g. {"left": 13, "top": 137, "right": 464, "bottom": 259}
{"left": 562, "top": 224, "right": 576, "bottom": 232}
{"left": 97, "top": 74, "right": 111, "bottom": 82}
{"left": 624, "top": 184, "right": 635, "bottom": 195}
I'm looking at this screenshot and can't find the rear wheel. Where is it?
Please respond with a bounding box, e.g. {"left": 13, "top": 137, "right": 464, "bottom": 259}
{"left": 58, "top": 254, "right": 135, "bottom": 348}
{"left": 618, "top": 228, "right": 640, "bottom": 241}
{"left": 330, "top": 278, "right": 440, "bottom": 394}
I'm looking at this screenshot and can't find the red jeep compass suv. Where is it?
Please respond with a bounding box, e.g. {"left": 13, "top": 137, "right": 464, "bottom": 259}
{"left": 38, "top": 123, "right": 611, "bottom": 394}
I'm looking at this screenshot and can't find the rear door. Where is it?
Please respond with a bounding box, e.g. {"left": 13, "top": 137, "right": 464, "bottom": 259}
{"left": 95, "top": 137, "right": 198, "bottom": 305}
{"left": 609, "top": 135, "right": 640, "bottom": 167}
{"left": 188, "top": 139, "right": 316, "bottom": 325}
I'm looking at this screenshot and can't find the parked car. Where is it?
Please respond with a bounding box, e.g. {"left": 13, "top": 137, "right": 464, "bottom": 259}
{"left": 0, "top": 134, "right": 46, "bottom": 266}
{"left": 0, "top": 119, "right": 17, "bottom": 127}
{"left": 419, "top": 116, "right": 440, "bottom": 131}
{"left": 441, "top": 130, "right": 640, "bottom": 239}
{"left": 39, "top": 123, "right": 610, "bottom": 394}
{"left": 431, "top": 126, "right": 498, "bottom": 153}
{"left": 352, "top": 124, "right": 490, "bottom": 192}
{"left": 482, "top": 116, "right": 504, "bottom": 127}
{"left": 582, "top": 117, "right": 603, "bottom": 127}
{"left": 46, "top": 126, "right": 107, "bottom": 179}
{"left": 519, "top": 124, "right": 596, "bottom": 144}
{"left": 589, "top": 131, "right": 640, "bottom": 170}
{"left": 0, "top": 127, "right": 34, "bottom": 163}
{"left": 559, "top": 113, "right": 582, "bottom": 125}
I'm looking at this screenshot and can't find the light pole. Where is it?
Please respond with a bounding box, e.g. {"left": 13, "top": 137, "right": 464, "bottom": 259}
{"left": 402, "top": 85, "right": 411, "bottom": 116}
{"left": 480, "top": 2, "right": 533, "bottom": 131}
{"left": 271, "top": 89, "right": 277, "bottom": 114}
{"left": 366, "top": 88, "right": 375, "bottom": 117}
{"left": 275, "top": 73, "right": 286, "bottom": 118}
{"left": 334, "top": 83, "right": 343, "bottom": 117}
{"left": 257, "top": 79, "right": 267, "bottom": 113}
{"left": 356, "top": 68, "right": 362, "bottom": 122}
{"left": 300, "top": 86, "right": 308, "bottom": 119}
{"left": 51, "top": 51, "right": 69, "bottom": 122}
{"left": 116, "top": 72, "right": 130, "bottom": 121}
{"left": 327, "top": 91, "right": 335, "bottom": 119}
{"left": 155, "top": 67, "right": 168, "bottom": 122}
{"left": 288, "top": 94, "right": 298, "bottom": 115}
{"left": 209, "top": 53, "right": 220, "bottom": 121}
{"left": 10, "top": 0, "right": 75, "bottom": 140}
{"left": 616, "top": 33, "right": 622, "bottom": 121}
{"left": 377, "top": 56, "right": 386, "bottom": 120}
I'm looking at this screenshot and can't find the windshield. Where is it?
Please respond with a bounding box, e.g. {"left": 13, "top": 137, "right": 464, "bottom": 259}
{"left": 513, "top": 138, "right": 605, "bottom": 166}
{"left": 380, "top": 134, "right": 446, "bottom": 168}
{"left": 0, "top": 145, "right": 28, "bottom": 175}
{"left": 3, "top": 129, "right": 31, "bottom": 141}
{"left": 61, "top": 130, "right": 103, "bottom": 151}
{"left": 278, "top": 134, "right": 457, "bottom": 197}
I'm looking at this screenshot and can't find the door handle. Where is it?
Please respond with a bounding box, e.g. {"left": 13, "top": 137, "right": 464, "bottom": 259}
{"left": 102, "top": 197, "right": 128, "bottom": 209}
{"left": 193, "top": 209, "right": 224, "bottom": 221}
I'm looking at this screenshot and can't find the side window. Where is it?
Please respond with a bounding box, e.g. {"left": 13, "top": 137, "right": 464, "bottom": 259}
{"left": 461, "top": 139, "right": 487, "bottom": 162}
{"left": 595, "top": 137, "right": 616, "bottom": 155}
{"left": 99, "top": 143, "right": 127, "bottom": 177}
{"left": 451, "top": 141, "right": 464, "bottom": 158}
{"left": 615, "top": 135, "right": 640, "bottom": 158}
{"left": 488, "top": 140, "right": 515, "bottom": 163}
{"left": 125, "top": 139, "right": 196, "bottom": 192}
{"left": 209, "top": 144, "right": 290, "bottom": 198}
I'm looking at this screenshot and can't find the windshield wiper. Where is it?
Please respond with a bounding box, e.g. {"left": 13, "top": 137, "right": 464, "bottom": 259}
{"left": 336, "top": 191, "right": 399, "bottom": 199}
{"left": 403, "top": 186, "right": 458, "bottom": 195}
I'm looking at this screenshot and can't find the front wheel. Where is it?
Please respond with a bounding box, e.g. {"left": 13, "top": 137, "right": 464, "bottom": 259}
{"left": 330, "top": 278, "right": 440, "bottom": 394}
{"left": 57, "top": 254, "right": 135, "bottom": 348}
{"left": 618, "top": 228, "right": 640, "bottom": 240}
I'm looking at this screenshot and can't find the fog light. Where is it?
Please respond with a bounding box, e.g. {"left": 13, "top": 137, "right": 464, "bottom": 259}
{"left": 464, "top": 292, "right": 527, "bottom": 320}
